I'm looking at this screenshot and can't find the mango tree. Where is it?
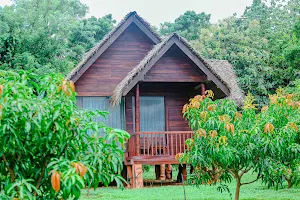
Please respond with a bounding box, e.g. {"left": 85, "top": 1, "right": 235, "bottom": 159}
{"left": 181, "top": 90, "right": 300, "bottom": 200}
{"left": 0, "top": 71, "right": 129, "bottom": 199}
{"left": 257, "top": 90, "right": 300, "bottom": 189}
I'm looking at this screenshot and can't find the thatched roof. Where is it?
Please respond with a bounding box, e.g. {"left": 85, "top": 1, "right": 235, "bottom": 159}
{"left": 205, "top": 59, "right": 244, "bottom": 105}
{"left": 66, "top": 11, "right": 161, "bottom": 81}
{"left": 110, "top": 33, "right": 244, "bottom": 106}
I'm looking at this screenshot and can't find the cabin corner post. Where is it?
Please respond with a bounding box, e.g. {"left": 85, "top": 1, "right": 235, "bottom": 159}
{"left": 200, "top": 83, "right": 206, "bottom": 95}
{"left": 135, "top": 83, "right": 140, "bottom": 156}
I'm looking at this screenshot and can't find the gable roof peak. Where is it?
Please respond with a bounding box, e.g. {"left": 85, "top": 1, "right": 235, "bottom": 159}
{"left": 66, "top": 11, "right": 161, "bottom": 82}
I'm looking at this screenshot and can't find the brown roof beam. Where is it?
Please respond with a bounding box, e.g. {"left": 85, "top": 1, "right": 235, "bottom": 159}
{"left": 133, "top": 17, "right": 160, "bottom": 44}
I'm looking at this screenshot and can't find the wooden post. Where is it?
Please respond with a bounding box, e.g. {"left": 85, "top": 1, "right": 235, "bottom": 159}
{"left": 133, "top": 164, "right": 144, "bottom": 188}
{"left": 126, "top": 165, "right": 133, "bottom": 188}
{"left": 166, "top": 164, "right": 172, "bottom": 180}
{"left": 200, "top": 83, "right": 206, "bottom": 95}
{"left": 182, "top": 164, "right": 187, "bottom": 181}
{"left": 135, "top": 83, "right": 140, "bottom": 156}
{"left": 155, "top": 165, "right": 160, "bottom": 180}
{"left": 160, "top": 164, "right": 166, "bottom": 180}
{"left": 177, "top": 164, "right": 187, "bottom": 182}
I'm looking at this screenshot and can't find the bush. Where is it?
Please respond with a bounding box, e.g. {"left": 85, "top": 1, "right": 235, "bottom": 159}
{"left": 0, "top": 71, "right": 129, "bottom": 199}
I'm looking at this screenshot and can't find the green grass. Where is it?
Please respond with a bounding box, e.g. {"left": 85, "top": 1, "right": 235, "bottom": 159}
{"left": 80, "top": 166, "right": 300, "bottom": 200}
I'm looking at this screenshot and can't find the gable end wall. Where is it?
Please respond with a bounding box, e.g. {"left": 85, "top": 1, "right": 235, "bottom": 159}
{"left": 75, "top": 23, "right": 154, "bottom": 96}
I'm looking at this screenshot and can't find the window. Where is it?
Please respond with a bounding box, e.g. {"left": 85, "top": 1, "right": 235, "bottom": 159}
{"left": 132, "top": 96, "right": 165, "bottom": 132}
{"left": 77, "top": 97, "right": 125, "bottom": 131}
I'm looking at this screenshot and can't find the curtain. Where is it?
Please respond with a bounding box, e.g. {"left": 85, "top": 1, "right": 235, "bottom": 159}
{"left": 132, "top": 96, "right": 165, "bottom": 132}
{"left": 76, "top": 97, "right": 125, "bottom": 131}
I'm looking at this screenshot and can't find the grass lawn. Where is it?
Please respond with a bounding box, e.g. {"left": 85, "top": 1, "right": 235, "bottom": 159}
{"left": 80, "top": 166, "right": 300, "bottom": 200}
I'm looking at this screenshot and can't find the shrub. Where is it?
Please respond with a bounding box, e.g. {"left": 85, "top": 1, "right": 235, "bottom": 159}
{"left": 0, "top": 71, "right": 129, "bottom": 199}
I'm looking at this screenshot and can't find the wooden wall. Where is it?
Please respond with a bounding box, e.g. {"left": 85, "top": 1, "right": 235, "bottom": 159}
{"left": 144, "top": 45, "right": 206, "bottom": 82}
{"left": 75, "top": 23, "right": 155, "bottom": 96}
{"left": 125, "top": 83, "right": 202, "bottom": 134}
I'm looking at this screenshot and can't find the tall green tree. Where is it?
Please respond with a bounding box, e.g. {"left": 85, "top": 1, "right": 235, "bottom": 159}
{"left": 68, "top": 14, "right": 116, "bottom": 61}
{"left": 0, "top": 0, "right": 115, "bottom": 75}
{"left": 191, "top": 0, "right": 300, "bottom": 106}
{"left": 191, "top": 17, "right": 272, "bottom": 105}
{"left": 159, "top": 11, "right": 211, "bottom": 40}
{"left": 284, "top": 19, "right": 300, "bottom": 76}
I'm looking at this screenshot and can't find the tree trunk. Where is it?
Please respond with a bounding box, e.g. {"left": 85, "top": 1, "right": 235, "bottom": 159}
{"left": 155, "top": 165, "right": 160, "bottom": 180}
{"left": 235, "top": 181, "right": 241, "bottom": 200}
{"left": 177, "top": 164, "right": 183, "bottom": 182}
{"left": 287, "top": 179, "right": 292, "bottom": 189}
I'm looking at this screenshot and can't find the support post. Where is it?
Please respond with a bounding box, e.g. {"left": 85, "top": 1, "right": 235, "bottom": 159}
{"left": 177, "top": 164, "right": 183, "bottom": 182}
{"left": 182, "top": 164, "right": 187, "bottom": 181}
{"left": 200, "top": 83, "right": 206, "bottom": 95}
{"left": 166, "top": 164, "right": 172, "bottom": 180}
{"left": 160, "top": 164, "right": 166, "bottom": 180}
{"left": 177, "top": 164, "right": 187, "bottom": 182}
{"left": 135, "top": 83, "right": 140, "bottom": 156}
{"left": 126, "top": 165, "right": 133, "bottom": 188}
{"left": 155, "top": 165, "right": 160, "bottom": 180}
{"left": 133, "top": 164, "right": 143, "bottom": 188}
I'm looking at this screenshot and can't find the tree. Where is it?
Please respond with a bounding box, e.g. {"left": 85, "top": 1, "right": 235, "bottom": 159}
{"left": 68, "top": 14, "right": 116, "bottom": 61}
{"left": 159, "top": 11, "right": 211, "bottom": 40}
{"left": 190, "top": 0, "right": 299, "bottom": 106}
{"left": 191, "top": 18, "right": 272, "bottom": 106}
{"left": 0, "top": 71, "right": 129, "bottom": 199}
{"left": 0, "top": 0, "right": 115, "bottom": 75}
{"left": 284, "top": 19, "right": 300, "bottom": 76}
{"left": 181, "top": 90, "right": 300, "bottom": 200}
{"left": 257, "top": 89, "right": 300, "bottom": 189}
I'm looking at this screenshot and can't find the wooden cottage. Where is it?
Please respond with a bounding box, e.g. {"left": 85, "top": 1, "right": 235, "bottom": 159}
{"left": 67, "top": 11, "right": 243, "bottom": 188}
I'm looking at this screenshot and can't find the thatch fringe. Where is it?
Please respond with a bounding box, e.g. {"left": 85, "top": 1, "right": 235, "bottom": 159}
{"left": 66, "top": 11, "right": 161, "bottom": 80}
{"left": 110, "top": 34, "right": 174, "bottom": 106}
{"left": 110, "top": 33, "right": 244, "bottom": 106}
{"left": 205, "top": 59, "right": 244, "bottom": 105}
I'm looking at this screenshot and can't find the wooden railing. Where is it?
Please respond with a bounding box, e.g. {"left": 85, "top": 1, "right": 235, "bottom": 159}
{"left": 127, "top": 131, "right": 193, "bottom": 158}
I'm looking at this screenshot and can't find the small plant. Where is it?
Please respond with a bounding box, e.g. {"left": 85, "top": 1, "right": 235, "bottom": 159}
{"left": 142, "top": 165, "right": 151, "bottom": 173}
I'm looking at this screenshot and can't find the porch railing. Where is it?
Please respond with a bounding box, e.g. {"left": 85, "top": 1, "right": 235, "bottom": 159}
{"left": 127, "top": 131, "right": 193, "bottom": 158}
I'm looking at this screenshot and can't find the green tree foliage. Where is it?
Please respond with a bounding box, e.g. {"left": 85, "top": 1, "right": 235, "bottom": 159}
{"left": 284, "top": 19, "right": 300, "bottom": 74}
{"left": 0, "top": 71, "right": 129, "bottom": 199}
{"left": 258, "top": 89, "right": 300, "bottom": 189}
{"left": 159, "top": 11, "right": 211, "bottom": 40}
{"left": 191, "top": 17, "right": 272, "bottom": 105}
{"left": 68, "top": 14, "right": 116, "bottom": 61}
{"left": 159, "top": 0, "right": 299, "bottom": 106}
{"left": 0, "top": 0, "right": 115, "bottom": 75}
{"left": 181, "top": 90, "right": 300, "bottom": 200}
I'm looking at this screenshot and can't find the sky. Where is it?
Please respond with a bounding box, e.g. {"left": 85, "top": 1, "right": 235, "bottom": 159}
{"left": 0, "top": 0, "right": 254, "bottom": 25}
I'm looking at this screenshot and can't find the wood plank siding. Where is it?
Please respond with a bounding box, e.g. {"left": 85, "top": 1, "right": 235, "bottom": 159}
{"left": 144, "top": 45, "right": 206, "bottom": 82}
{"left": 125, "top": 83, "right": 203, "bottom": 134}
{"left": 75, "top": 23, "right": 155, "bottom": 96}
